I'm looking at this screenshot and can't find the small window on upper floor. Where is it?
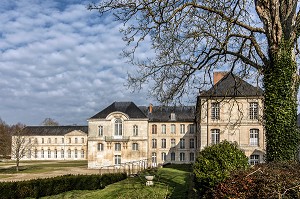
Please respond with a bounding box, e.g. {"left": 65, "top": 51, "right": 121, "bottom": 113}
{"left": 211, "top": 102, "right": 220, "bottom": 120}
{"left": 115, "top": 143, "right": 121, "bottom": 151}
{"left": 48, "top": 138, "right": 51, "bottom": 144}
{"left": 98, "top": 125, "right": 103, "bottom": 136}
{"left": 152, "top": 124, "right": 157, "bottom": 134}
{"left": 98, "top": 143, "right": 104, "bottom": 151}
{"left": 42, "top": 138, "right": 44, "bottom": 144}
{"left": 81, "top": 138, "right": 84, "bottom": 143}
{"left": 189, "top": 124, "right": 195, "bottom": 134}
{"left": 115, "top": 119, "right": 123, "bottom": 136}
{"left": 171, "top": 124, "right": 176, "bottom": 134}
{"left": 180, "top": 124, "right": 185, "bottom": 134}
{"left": 249, "top": 102, "right": 258, "bottom": 120}
{"left": 170, "top": 113, "right": 176, "bottom": 121}
{"left": 133, "top": 125, "right": 138, "bottom": 136}
{"left": 69, "top": 138, "right": 71, "bottom": 144}
{"left": 161, "top": 124, "right": 166, "bottom": 134}
{"left": 75, "top": 138, "right": 78, "bottom": 144}
{"left": 55, "top": 138, "right": 57, "bottom": 144}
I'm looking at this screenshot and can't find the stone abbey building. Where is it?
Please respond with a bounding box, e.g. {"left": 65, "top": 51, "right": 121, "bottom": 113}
{"left": 14, "top": 72, "right": 265, "bottom": 168}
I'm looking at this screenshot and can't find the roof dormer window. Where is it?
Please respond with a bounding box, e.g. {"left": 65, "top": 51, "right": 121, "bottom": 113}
{"left": 170, "top": 113, "right": 176, "bottom": 121}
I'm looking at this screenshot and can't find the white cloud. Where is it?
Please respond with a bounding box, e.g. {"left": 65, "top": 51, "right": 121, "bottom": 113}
{"left": 0, "top": 0, "right": 153, "bottom": 125}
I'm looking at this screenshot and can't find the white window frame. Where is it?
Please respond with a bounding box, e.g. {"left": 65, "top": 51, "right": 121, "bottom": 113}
{"left": 249, "top": 102, "right": 258, "bottom": 120}
{"left": 211, "top": 129, "right": 220, "bottom": 144}
{"left": 152, "top": 139, "right": 157, "bottom": 148}
{"left": 180, "top": 124, "right": 185, "bottom": 134}
{"left": 180, "top": 138, "right": 185, "bottom": 149}
{"left": 249, "top": 154, "right": 259, "bottom": 165}
{"left": 114, "top": 155, "right": 121, "bottom": 165}
{"left": 98, "top": 125, "right": 103, "bottom": 136}
{"left": 161, "top": 124, "right": 166, "bottom": 134}
{"left": 133, "top": 125, "right": 138, "bottom": 136}
{"left": 171, "top": 138, "right": 176, "bottom": 148}
{"left": 250, "top": 129, "right": 259, "bottom": 146}
{"left": 132, "top": 143, "right": 139, "bottom": 151}
{"left": 180, "top": 152, "right": 185, "bottom": 161}
{"left": 115, "top": 143, "right": 121, "bottom": 151}
{"left": 171, "top": 124, "right": 176, "bottom": 134}
{"left": 211, "top": 102, "right": 220, "bottom": 120}
{"left": 98, "top": 143, "right": 104, "bottom": 151}
{"left": 114, "top": 119, "right": 123, "bottom": 136}
{"left": 161, "top": 152, "right": 167, "bottom": 162}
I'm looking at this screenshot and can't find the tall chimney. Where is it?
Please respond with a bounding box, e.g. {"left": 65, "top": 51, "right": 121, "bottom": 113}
{"left": 213, "top": 71, "right": 227, "bottom": 85}
{"left": 149, "top": 103, "right": 153, "bottom": 113}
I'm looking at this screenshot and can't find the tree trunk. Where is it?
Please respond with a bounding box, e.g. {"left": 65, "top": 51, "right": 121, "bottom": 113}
{"left": 16, "top": 158, "right": 19, "bottom": 172}
{"left": 264, "top": 39, "right": 300, "bottom": 162}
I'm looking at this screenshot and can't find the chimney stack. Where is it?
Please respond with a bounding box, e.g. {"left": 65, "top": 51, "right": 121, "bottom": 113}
{"left": 149, "top": 103, "right": 153, "bottom": 113}
{"left": 213, "top": 71, "right": 227, "bottom": 85}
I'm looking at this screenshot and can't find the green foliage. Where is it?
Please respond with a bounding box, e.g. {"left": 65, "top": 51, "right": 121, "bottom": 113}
{"left": 0, "top": 173, "right": 127, "bottom": 199}
{"left": 264, "top": 39, "right": 300, "bottom": 161}
{"left": 193, "top": 140, "right": 249, "bottom": 196}
{"left": 212, "top": 161, "right": 300, "bottom": 199}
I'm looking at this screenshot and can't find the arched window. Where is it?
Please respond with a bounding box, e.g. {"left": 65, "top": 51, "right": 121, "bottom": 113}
{"left": 133, "top": 125, "right": 138, "bottom": 136}
{"left": 115, "top": 119, "right": 122, "bottom": 136}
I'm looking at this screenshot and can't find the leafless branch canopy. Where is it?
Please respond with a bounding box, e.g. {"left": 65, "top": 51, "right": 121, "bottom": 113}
{"left": 89, "top": 0, "right": 299, "bottom": 103}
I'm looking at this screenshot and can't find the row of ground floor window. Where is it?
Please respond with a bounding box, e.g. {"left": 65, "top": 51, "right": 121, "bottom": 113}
{"left": 24, "top": 148, "right": 86, "bottom": 160}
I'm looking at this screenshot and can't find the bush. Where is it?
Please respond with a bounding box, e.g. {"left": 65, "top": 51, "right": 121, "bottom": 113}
{"left": 0, "top": 173, "right": 127, "bottom": 199}
{"left": 193, "top": 140, "right": 249, "bottom": 196}
{"left": 212, "top": 161, "right": 300, "bottom": 199}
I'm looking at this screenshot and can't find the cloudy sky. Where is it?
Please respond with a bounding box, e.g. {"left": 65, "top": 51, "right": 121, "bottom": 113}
{"left": 0, "top": 0, "right": 154, "bottom": 125}
{"left": 1, "top": 1, "right": 299, "bottom": 126}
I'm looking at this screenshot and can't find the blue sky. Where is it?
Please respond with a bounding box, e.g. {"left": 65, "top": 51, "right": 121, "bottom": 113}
{"left": 0, "top": 0, "right": 153, "bottom": 125}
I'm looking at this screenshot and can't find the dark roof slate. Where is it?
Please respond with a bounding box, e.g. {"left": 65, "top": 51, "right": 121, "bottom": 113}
{"left": 139, "top": 106, "right": 196, "bottom": 122}
{"left": 90, "top": 102, "right": 147, "bottom": 119}
{"left": 20, "top": 126, "right": 88, "bottom": 136}
{"left": 199, "top": 73, "right": 263, "bottom": 97}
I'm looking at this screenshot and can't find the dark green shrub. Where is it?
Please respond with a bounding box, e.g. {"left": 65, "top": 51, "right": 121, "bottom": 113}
{"left": 193, "top": 140, "right": 249, "bottom": 196}
{"left": 0, "top": 173, "right": 127, "bottom": 199}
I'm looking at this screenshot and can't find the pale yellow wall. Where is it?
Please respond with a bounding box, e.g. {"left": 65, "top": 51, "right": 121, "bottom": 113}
{"left": 148, "top": 122, "right": 197, "bottom": 165}
{"left": 198, "top": 97, "right": 265, "bottom": 162}
{"left": 87, "top": 113, "right": 148, "bottom": 169}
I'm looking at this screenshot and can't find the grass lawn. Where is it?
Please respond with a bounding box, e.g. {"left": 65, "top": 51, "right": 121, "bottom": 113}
{"left": 40, "top": 165, "right": 194, "bottom": 199}
{"left": 0, "top": 160, "right": 87, "bottom": 174}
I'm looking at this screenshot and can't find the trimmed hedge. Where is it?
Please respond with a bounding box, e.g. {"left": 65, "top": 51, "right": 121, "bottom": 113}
{"left": 0, "top": 173, "right": 127, "bottom": 199}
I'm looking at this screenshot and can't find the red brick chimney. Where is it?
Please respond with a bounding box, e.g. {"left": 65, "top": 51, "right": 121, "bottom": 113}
{"left": 213, "top": 71, "right": 227, "bottom": 85}
{"left": 149, "top": 103, "right": 153, "bottom": 113}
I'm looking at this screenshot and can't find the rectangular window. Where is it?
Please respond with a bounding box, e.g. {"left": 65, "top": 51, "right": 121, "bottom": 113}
{"left": 152, "top": 152, "right": 157, "bottom": 163}
{"left": 115, "top": 143, "right": 121, "bottom": 151}
{"left": 171, "top": 124, "right": 176, "bottom": 134}
{"left": 211, "top": 129, "right": 220, "bottom": 144}
{"left": 98, "top": 143, "right": 104, "bottom": 151}
{"left": 61, "top": 149, "right": 64, "bottom": 158}
{"left": 48, "top": 138, "right": 51, "bottom": 144}
{"left": 41, "top": 149, "right": 44, "bottom": 158}
{"left": 55, "top": 138, "right": 57, "bottom": 144}
{"left": 161, "top": 139, "right": 166, "bottom": 148}
{"left": 35, "top": 149, "right": 38, "bottom": 158}
{"left": 62, "top": 138, "right": 64, "bottom": 144}
{"left": 171, "top": 139, "right": 176, "bottom": 148}
{"left": 161, "top": 124, "right": 166, "bottom": 134}
{"left": 42, "top": 138, "right": 44, "bottom": 144}
{"left": 81, "top": 150, "right": 84, "bottom": 158}
{"left": 180, "top": 124, "right": 185, "bottom": 134}
{"left": 180, "top": 139, "right": 185, "bottom": 149}
{"left": 250, "top": 129, "right": 259, "bottom": 146}
{"left": 81, "top": 138, "right": 84, "bottom": 143}
{"left": 189, "top": 124, "right": 195, "bottom": 134}
{"left": 48, "top": 149, "right": 51, "bottom": 158}
{"left": 54, "top": 149, "right": 57, "bottom": 158}
{"left": 180, "top": 152, "right": 185, "bottom": 161}
{"left": 170, "top": 113, "right": 176, "bottom": 120}
{"left": 34, "top": 138, "right": 38, "bottom": 144}
{"left": 152, "top": 139, "right": 157, "bottom": 148}
{"left": 249, "top": 155, "right": 259, "bottom": 165}
{"left": 133, "top": 125, "right": 138, "bottom": 136}
{"left": 75, "top": 138, "right": 78, "bottom": 144}
{"left": 189, "top": 138, "right": 195, "bottom": 148}
{"left": 27, "top": 150, "right": 31, "bottom": 158}
{"left": 161, "top": 152, "right": 167, "bottom": 161}
{"left": 189, "top": 152, "right": 195, "bottom": 161}
{"left": 69, "top": 138, "right": 71, "bottom": 144}
{"left": 68, "top": 150, "right": 71, "bottom": 158}
{"left": 114, "top": 155, "right": 121, "bottom": 165}
{"left": 171, "top": 152, "right": 175, "bottom": 161}
{"left": 132, "top": 143, "right": 138, "bottom": 151}
{"left": 152, "top": 125, "right": 157, "bottom": 134}
{"left": 250, "top": 102, "right": 258, "bottom": 120}
{"left": 211, "top": 102, "right": 220, "bottom": 120}
{"left": 99, "top": 125, "right": 103, "bottom": 136}
{"left": 75, "top": 149, "right": 78, "bottom": 158}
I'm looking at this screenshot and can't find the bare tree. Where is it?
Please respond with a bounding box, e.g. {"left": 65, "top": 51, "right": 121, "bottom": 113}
{"left": 41, "top": 118, "right": 59, "bottom": 126}
{"left": 11, "top": 123, "right": 33, "bottom": 171}
{"left": 89, "top": 0, "right": 300, "bottom": 161}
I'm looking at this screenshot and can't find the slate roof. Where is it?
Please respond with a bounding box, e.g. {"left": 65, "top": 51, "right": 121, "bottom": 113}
{"left": 90, "top": 102, "right": 148, "bottom": 119}
{"left": 20, "top": 126, "right": 88, "bottom": 136}
{"left": 199, "top": 73, "right": 263, "bottom": 98}
{"left": 139, "top": 105, "right": 196, "bottom": 122}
